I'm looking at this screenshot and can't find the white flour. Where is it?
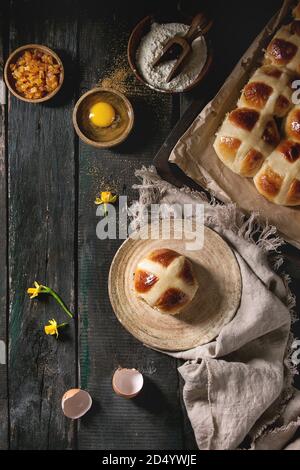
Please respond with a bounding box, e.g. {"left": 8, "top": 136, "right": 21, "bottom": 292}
{"left": 136, "top": 22, "right": 207, "bottom": 92}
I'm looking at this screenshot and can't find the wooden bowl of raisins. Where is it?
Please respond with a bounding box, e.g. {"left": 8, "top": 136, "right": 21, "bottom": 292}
{"left": 4, "top": 44, "right": 64, "bottom": 103}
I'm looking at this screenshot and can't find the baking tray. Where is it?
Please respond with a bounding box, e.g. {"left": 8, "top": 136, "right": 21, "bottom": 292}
{"left": 154, "top": 0, "right": 300, "bottom": 254}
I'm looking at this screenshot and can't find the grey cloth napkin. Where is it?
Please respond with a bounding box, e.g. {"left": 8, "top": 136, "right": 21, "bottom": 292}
{"left": 131, "top": 167, "right": 300, "bottom": 450}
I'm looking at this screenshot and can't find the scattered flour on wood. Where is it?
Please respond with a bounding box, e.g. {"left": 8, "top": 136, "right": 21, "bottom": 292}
{"left": 136, "top": 22, "right": 207, "bottom": 92}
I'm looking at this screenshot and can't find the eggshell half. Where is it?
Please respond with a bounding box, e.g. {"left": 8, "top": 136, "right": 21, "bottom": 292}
{"left": 62, "top": 388, "right": 92, "bottom": 419}
{"left": 112, "top": 368, "right": 144, "bottom": 398}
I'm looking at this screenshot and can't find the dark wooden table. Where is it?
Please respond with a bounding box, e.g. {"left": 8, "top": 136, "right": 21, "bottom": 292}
{"left": 0, "top": 0, "right": 299, "bottom": 450}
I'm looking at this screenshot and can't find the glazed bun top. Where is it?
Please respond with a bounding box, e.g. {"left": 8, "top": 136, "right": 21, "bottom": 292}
{"left": 134, "top": 248, "right": 198, "bottom": 315}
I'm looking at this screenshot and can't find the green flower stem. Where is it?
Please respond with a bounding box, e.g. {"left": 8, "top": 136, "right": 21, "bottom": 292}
{"left": 43, "top": 287, "right": 74, "bottom": 319}
{"left": 58, "top": 322, "right": 68, "bottom": 328}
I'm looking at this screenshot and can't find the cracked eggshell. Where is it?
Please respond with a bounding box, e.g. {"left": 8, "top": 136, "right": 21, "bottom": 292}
{"left": 62, "top": 388, "right": 92, "bottom": 419}
{"left": 112, "top": 368, "right": 144, "bottom": 398}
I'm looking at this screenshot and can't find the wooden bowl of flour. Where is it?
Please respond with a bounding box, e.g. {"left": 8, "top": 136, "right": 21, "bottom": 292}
{"left": 127, "top": 15, "right": 213, "bottom": 93}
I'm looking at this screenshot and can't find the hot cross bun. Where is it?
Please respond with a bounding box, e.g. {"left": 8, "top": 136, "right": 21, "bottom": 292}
{"left": 134, "top": 249, "right": 198, "bottom": 315}
{"left": 254, "top": 137, "right": 300, "bottom": 205}
{"left": 213, "top": 3, "right": 300, "bottom": 205}
{"left": 265, "top": 21, "right": 300, "bottom": 73}
{"left": 214, "top": 105, "right": 280, "bottom": 177}
{"left": 238, "top": 66, "right": 294, "bottom": 117}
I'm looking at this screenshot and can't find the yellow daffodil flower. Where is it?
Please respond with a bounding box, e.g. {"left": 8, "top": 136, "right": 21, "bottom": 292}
{"left": 27, "top": 282, "right": 74, "bottom": 319}
{"left": 95, "top": 191, "right": 117, "bottom": 204}
{"left": 27, "top": 282, "right": 73, "bottom": 339}
{"left": 95, "top": 191, "right": 117, "bottom": 216}
{"left": 27, "top": 281, "right": 45, "bottom": 299}
{"left": 44, "top": 319, "right": 59, "bottom": 337}
{"left": 44, "top": 319, "right": 67, "bottom": 338}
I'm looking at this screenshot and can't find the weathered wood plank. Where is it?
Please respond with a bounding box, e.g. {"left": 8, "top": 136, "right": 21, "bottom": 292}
{"left": 7, "top": 0, "right": 78, "bottom": 449}
{"left": 77, "top": 0, "right": 184, "bottom": 450}
{"left": 0, "top": 0, "right": 8, "bottom": 451}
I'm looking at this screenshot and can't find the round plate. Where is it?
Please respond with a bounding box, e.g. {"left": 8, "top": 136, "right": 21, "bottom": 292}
{"left": 108, "top": 223, "right": 241, "bottom": 351}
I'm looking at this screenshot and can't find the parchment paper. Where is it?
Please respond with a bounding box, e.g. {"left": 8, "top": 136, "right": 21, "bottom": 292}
{"left": 169, "top": 0, "right": 300, "bottom": 249}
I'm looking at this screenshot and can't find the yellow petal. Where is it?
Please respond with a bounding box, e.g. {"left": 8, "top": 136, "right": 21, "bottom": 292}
{"left": 27, "top": 282, "right": 43, "bottom": 299}
{"left": 100, "top": 191, "right": 111, "bottom": 202}
{"left": 27, "top": 287, "right": 38, "bottom": 299}
{"left": 109, "top": 195, "right": 117, "bottom": 203}
{"left": 94, "top": 197, "right": 103, "bottom": 205}
{"left": 44, "top": 319, "right": 59, "bottom": 337}
{"left": 44, "top": 325, "right": 56, "bottom": 335}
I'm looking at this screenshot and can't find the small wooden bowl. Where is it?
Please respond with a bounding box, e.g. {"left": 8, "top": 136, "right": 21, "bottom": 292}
{"left": 4, "top": 44, "right": 64, "bottom": 103}
{"left": 73, "top": 88, "right": 134, "bottom": 148}
{"left": 127, "top": 15, "right": 213, "bottom": 94}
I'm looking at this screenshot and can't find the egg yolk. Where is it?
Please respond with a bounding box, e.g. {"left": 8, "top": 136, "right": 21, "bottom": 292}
{"left": 89, "top": 102, "right": 115, "bottom": 128}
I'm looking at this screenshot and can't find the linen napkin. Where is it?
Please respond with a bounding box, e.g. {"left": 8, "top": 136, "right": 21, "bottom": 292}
{"left": 130, "top": 166, "right": 300, "bottom": 450}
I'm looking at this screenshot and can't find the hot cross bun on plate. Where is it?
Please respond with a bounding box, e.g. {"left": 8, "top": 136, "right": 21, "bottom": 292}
{"left": 134, "top": 248, "right": 198, "bottom": 315}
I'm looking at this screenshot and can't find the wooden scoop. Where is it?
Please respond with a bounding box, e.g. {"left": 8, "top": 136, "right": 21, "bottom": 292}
{"left": 152, "top": 13, "right": 213, "bottom": 83}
